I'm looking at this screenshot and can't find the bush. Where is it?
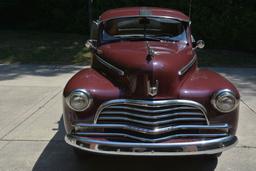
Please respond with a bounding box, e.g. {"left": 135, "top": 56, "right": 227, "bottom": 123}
{"left": 0, "top": 0, "right": 255, "bottom": 52}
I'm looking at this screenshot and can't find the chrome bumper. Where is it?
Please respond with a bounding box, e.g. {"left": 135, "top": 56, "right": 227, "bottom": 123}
{"left": 65, "top": 135, "right": 238, "bottom": 156}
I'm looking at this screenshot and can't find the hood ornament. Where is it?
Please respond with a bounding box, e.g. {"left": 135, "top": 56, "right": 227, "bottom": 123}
{"left": 147, "top": 80, "right": 159, "bottom": 97}
{"left": 146, "top": 41, "right": 156, "bottom": 61}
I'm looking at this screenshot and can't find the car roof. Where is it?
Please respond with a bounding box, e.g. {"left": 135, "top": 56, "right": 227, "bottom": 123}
{"left": 99, "top": 7, "right": 190, "bottom": 22}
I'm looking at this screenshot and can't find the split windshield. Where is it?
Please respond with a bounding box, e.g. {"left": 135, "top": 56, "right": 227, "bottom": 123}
{"left": 101, "top": 17, "right": 188, "bottom": 44}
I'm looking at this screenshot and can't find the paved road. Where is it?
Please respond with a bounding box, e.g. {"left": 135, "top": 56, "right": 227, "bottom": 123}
{"left": 0, "top": 64, "right": 255, "bottom": 171}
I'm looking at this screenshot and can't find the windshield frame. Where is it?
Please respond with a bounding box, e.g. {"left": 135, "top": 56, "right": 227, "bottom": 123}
{"left": 99, "top": 16, "right": 189, "bottom": 45}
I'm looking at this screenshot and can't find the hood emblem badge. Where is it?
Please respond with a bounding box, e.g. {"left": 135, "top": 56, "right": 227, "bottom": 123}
{"left": 147, "top": 80, "right": 159, "bottom": 97}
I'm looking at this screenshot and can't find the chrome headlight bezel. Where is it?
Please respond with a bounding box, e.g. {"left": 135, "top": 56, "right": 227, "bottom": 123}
{"left": 66, "top": 89, "right": 93, "bottom": 112}
{"left": 211, "top": 89, "right": 239, "bottom": 113}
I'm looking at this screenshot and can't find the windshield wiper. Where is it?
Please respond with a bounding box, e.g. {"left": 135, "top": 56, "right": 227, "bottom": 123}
{"left": 151, "top": 34, "right": 180, "bottom": 42}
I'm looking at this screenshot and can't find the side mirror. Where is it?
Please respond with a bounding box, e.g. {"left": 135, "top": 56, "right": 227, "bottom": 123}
{"left": 193, "top": 40, "right": 205, "bottom": 49}
{"left": 85, "top": 39, "right": 102, "bottom": 54}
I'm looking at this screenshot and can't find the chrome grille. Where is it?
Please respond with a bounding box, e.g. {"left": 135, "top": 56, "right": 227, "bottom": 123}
{"left": 95, "top": 99, "right": 209, "bottom": 127}
{"left": 74, "top": 99, "right": 229, "bottom": 143}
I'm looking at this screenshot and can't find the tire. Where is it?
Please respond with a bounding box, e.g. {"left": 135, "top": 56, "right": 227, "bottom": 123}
{"left": 73, "top": 147, "right": 92, "bottom": 159}
{"left": 206, "top": 152, "right": 222, "bottom": 159}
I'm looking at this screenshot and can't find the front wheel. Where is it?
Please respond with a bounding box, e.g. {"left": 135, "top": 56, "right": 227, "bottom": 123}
{"left": 73, "top": 147, "right": 92, "bottom": 159}
{"left": 206, "top": 152, "right": 222, "bottom": 159}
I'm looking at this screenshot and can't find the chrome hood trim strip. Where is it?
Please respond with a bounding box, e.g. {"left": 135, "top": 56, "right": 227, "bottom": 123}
{"left": 96, "top": 54, "right": 125, "bottom": 76}
{"left": 178, "top": 55, "right": 197, "bottom": 76}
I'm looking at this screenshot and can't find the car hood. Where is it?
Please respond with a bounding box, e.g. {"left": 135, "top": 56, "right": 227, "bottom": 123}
{"left": 98, "top": 41, "right": 195, "bottom": 98}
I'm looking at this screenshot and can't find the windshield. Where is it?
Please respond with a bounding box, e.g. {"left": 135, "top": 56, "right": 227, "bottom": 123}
{"left": 100, "top": 17, "right": 188, "bottom": 44}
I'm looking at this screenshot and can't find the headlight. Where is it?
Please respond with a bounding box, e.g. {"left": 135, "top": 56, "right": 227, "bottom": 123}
{"left": 66, "top": 89, "right": 92, "bottom": 112}
{"left": 211, "top": 89, "right": 239, "bottom": 113}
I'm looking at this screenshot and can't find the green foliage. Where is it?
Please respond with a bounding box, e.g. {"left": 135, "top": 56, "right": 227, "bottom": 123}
{"left": 0, "top": 0, "right": 255, "bottom": 52}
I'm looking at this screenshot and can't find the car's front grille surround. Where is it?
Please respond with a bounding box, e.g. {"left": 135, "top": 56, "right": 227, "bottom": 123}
{"left": 74, "top": 99, "right": 229, "bottom": 143}
{"left": 94, "top": 99, "right": 209, "bottom": 126}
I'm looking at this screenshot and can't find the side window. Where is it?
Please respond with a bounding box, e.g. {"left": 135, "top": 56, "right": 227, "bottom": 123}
{"left": 191, "top": 35, "right": 196, "bottom": 43}
{"left": 90, "top": 21, "right": 99, "bottom": 40}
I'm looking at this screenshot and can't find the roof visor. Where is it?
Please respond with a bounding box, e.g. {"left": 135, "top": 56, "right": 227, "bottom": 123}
{"left": 140, "top": 7, "right": 153, "bottom": 16}
{"left": 100, "top": 7, "right": 190, "bottom": 22}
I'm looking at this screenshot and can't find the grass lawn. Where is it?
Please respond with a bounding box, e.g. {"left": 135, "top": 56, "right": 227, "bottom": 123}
{"left": 0, "top": 30, "right": 255, "bottom": 67}
{"left": 0, "top": 30, "right": 91, "bottom": 65}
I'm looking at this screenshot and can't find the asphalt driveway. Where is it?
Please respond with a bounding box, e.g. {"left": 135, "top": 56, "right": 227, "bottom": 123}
{"left": 0, "top": 64, "right": 255, "bottom": 171}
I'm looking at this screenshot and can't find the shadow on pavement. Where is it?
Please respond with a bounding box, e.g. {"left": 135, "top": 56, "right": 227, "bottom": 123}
{"left": 0, "top": 64, "right": 84, "bottom": 81}
{"left": 32, "top": 117, "right": 218, "bottom": 171}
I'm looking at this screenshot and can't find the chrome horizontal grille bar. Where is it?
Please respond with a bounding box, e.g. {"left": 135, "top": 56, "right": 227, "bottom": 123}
{"left": 95, "top": 99, "right": 209, "bottom": 126}
{"left": 105, "top": 106, "right": 199, "bottom": 113}
{"left": 101, "top": 111, "right": 204, "bottom": 119}
{"left": 95, "top": 99, "right": 208, "bottom": 120}
{"left": 75, "top": 132, "right": 228, "bottom": 143}
{"left": 75, "top": 123, "right": 229, "bottom": 135}
{"left": 98, "top": 116, "right": 206, "bottom": 126}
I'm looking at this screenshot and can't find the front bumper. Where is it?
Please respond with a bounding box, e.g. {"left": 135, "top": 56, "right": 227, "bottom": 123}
{"left": 65, "top": 134, "right": 238, "bottom": 156}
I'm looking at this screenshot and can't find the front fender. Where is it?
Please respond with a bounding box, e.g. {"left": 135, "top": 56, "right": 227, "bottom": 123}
{"left": 63, "top": 68, "right": 122, "bottom": 133}
{"left": 179, "top": 69, "right": 240, "bottom": 135}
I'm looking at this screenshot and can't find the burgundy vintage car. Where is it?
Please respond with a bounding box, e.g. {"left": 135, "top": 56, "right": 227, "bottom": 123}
{"left": 63, "top": 7, "right": 240, "bottom": 157}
